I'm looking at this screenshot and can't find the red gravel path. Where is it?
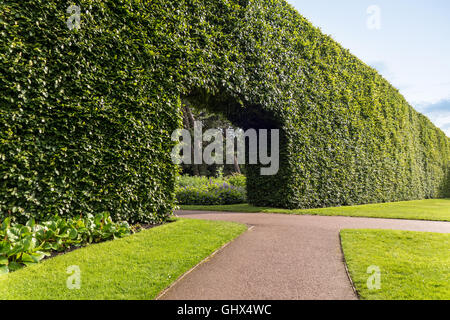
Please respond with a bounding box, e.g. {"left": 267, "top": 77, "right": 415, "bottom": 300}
{"left": 157, "top": 211, "right": 450, "bottom": 300}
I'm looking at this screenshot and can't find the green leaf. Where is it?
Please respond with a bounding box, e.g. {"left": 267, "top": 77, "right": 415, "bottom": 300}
{"left": 19, "top": 253, "right": 35, "bottom": 263}
{"left": 68, "top": 228, "right": 78, "bottom": 240}
{"left": 26, "top": 219, "right": 36, "bottom": 228}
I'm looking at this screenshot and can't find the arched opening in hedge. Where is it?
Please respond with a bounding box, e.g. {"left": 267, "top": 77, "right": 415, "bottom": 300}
{"left": 182, "top": 87, "right": 288, "bottom": 207}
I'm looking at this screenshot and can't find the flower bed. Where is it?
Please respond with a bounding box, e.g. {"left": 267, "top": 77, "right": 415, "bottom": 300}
{"left": 0, "top": 213, "right": 131, "bottom": 274}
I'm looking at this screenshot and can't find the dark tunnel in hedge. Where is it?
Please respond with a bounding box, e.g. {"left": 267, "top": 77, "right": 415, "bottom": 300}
{"left": 1, "top": 0, "right": 449, "bottom": 223}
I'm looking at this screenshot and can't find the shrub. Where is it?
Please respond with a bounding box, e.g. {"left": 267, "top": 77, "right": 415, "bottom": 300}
{"left": 176, "top": 175, "right": 226, "bottom": 189}
{"left": 226, "top": 174, "right": 247, "bottom": 188}
{"left": 0, "top": 213, "right": 131, "bottom": 274}
{"left": 176, "top": 177, "right": 246, "bottom": 205}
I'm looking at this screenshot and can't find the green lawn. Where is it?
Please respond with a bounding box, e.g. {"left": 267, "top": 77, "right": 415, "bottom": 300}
{"left": 0, "top": 219, "right": 247, "bottom": 300}
{"left": 340, "top": 229, "right": 450, "bottom": 300}
{"left": 181, "top": 199, "right": 450, "bottom": 221}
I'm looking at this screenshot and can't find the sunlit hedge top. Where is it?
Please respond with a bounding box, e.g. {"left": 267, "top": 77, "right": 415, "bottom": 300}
{"left": 1, "top": 0, "right": 449, "bottom": 222}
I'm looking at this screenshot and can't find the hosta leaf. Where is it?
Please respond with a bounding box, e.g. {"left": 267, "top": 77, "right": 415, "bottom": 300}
{"left": 26, "top": 219, "right": 35, "bottom": 228}
{"left": 68, "top": 228, "right": 78, "bottom": 240}
{"left": 30, "top": 251, "right": 49, "bottom": 263}
{"left": 19, "top": 253, "right": 35, "bottom": 263}
{"left": 0, "top": 242, "right": 10, "bottom": 255}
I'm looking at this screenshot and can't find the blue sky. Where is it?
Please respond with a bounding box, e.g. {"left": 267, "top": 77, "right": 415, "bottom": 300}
{"left": 287, "top": 0, "right": 450, "bottom": 136}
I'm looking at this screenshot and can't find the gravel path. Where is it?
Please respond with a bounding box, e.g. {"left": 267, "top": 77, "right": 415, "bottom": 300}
{"left": 158, "top": 211, "right": 450, "bottom": 300}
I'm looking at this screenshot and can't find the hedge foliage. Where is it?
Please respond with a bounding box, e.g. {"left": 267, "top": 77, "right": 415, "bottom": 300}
{"left": 1, "top": 0, "right": 180, "bottom": 223}
{"left": 1, "top": 0, "right": 449, "bottom": 222}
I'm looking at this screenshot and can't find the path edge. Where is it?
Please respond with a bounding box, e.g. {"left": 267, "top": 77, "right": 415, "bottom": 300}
{"left": 155, "top": 224, "right": 254, "bottom": 300}
{"left": 177, "top": 209, "right": 450, "bottom": 223}
{"left": 339, "top": 232, "right": 360, "bottom": 300}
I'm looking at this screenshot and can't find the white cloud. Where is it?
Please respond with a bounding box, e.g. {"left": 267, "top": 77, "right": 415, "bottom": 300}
{"left": 417, "top": 99, "right": 450, "bottom": 137}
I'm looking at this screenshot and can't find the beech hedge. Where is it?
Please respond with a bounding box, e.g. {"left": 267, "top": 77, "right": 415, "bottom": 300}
{"left": 1, "top": 0, "right": 449, "bottom": 223}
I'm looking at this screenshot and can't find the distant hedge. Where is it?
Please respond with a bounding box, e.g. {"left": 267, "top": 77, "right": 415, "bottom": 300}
{"left": 1, "top": 1, "right": 449, "bottom": 223}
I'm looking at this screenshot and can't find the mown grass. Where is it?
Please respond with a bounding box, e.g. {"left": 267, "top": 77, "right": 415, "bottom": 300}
{"left": 340, "top": 229, "right": 450, "bottom": 300}
{"left": 181, "top": 199, "right": 450, "bottom": 221}
{"left": 0, "top": 219, "right": 247, "bottom": 300}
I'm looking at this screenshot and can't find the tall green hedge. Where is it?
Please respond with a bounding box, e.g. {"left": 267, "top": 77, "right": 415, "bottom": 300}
{"left": 0, "top": 0, "right": 181, "bottom": 223}
{"left": 1, "top": 0, "right": 449, "bottom": 223}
